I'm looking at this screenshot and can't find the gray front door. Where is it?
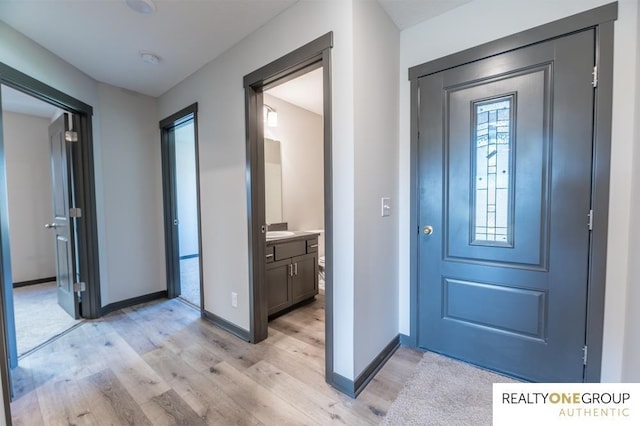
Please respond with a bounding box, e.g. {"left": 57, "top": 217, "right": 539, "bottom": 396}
{"left": 417, "top": 29, "right": 595, "bottom": 382}
{"left": 48, "top": 113, "right": 79, "bottom": 318}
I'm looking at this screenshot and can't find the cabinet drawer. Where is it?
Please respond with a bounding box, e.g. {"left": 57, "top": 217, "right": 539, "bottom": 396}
{"left": 274, "top": 240, "right": 306, "bottom": 261}
{"left": 306, "top": 238, "right": 319, "bottom": 253}
{"left": 265, "top": 245, "right": 275, "bottom": 263}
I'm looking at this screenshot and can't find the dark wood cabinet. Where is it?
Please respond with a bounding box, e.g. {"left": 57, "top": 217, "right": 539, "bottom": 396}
{"left": 266, "top": 259, "right": 292, "bottom": 315}
{"left": 291, "top": 254, "right": 317, "bottom": 304}
{"left": 266, "top": 234, "right": 318, "bottom": 317}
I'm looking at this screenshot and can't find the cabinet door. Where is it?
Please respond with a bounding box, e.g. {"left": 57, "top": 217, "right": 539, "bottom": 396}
{"left": 291, "top": 254, "right": 318, "bottom": 304}
{"left": 266, "top": 260, "right": 292, "bottom": 315}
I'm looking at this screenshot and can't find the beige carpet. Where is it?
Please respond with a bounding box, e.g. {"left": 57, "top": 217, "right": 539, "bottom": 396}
{"left": 14, "top": 281, "right": 83, "bottom": 356}
{"left": 382, "top": 351, "right": 518, "bottom": 426}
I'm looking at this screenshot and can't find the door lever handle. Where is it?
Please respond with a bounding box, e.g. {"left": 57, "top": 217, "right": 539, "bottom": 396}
{"left": 44, "top": 223, "right": 57, "bottom": 229}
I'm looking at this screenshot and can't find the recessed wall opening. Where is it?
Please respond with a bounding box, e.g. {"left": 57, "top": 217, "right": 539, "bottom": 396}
{"left": 263, "top": 65, "right": 326, "bottom": 353}
{"left": 243, "top": 32, "right": 334, "bottom": 386}
{"left": 0, "top": 63, "right": 100, "bottom": 421}
{"left": 1, "top": 84, "right": 84, "bottom": 365}
{"left": 160, "top": 104, "right": 203, "bottom": 310}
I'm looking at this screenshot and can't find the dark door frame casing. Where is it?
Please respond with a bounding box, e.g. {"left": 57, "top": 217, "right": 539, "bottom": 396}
{"left": 159, "top": 103, "right": 204, "bottom": 310}
{"left": 243, "top": 33, "right": 334, "bottom": 382}
{"left": 0, "top": 61, "right": 102, "bottom": 423}
{"left": 407, "top": 2, "right": 617, "bottom": 382}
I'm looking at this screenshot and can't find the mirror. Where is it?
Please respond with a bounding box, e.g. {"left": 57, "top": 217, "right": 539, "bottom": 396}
{"left": 264, "top": 138, "right": 283, "bottom": 224}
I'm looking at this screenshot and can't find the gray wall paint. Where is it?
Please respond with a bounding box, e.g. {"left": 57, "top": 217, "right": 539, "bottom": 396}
{"left": 2, "top": 111, "right": 56, "bottom": 282}
{"left": 96, "top": 84, "right": 165, "bottom": 305}
{"left": 352, "top": 0, "right": 400, "bottom": 377}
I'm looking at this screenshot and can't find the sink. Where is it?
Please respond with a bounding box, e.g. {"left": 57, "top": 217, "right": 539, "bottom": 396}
{"left": 266, "top": 231, "right": 295, "bottom": 239}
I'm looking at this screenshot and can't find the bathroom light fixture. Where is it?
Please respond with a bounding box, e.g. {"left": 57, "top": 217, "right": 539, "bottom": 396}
{"left": 263, "top": 104, "right": 278, "bottom": 127}
{"left": 125, "top": 0, "right": 156, "bottom": 14}
{"left": 140, "top": 51, "right": 161, "bottom": 65}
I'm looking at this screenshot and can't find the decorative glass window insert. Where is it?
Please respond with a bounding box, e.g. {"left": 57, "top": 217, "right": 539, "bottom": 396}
{"left": 473, "top": 96, "right": 514, "bottom": 244}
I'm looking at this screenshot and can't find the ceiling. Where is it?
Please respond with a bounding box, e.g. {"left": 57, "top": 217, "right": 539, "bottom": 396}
{"left": 377, "top": 0, "right": 473, "bottom": 30}
{"left": 0, "top": 0, "right": 471, "bottom": 114}
{"left": 267, "top": 68, "right": 324, "bottom": 116}
{"left": 0, "top": 0, "right": 298, "bottom": 97}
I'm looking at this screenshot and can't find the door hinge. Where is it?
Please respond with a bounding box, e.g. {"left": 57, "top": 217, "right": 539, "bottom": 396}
{"left": 588, "top": 209, "right": 594, "bottom": 231}
{"left": 65, "top": 131, "right": 78, "bottom": 142}
{"left": 582, "top": 345, "right": 588, "bottom": 365}
{"left": 592, "top": 66, "right": 598, "bottom": 88}
{"left": 74, "top": 282, "right": 86, "bottom": 292}
{"left": 69, "top": 207, "right": 82, "bottom": 218}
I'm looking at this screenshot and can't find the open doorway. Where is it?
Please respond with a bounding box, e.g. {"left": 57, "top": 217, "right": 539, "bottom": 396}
{"left": 0, "top": 64, "right": 101, "bottom": 417}
{"left": 1, "top": 85, "right": 83, "bottom": 359}
{"left": 263, "top": 67, "right": 325, "bottom": 345}
{"left": 160, "top": 104, "right": 203, "bottom": 309}
{"left": 244, "top": 32, "right": 334, "bottom": 384}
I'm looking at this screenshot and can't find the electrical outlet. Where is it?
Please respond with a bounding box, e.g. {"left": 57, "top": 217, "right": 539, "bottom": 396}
{"left": 231, "top": 292, "right": 238, "bottom": 308}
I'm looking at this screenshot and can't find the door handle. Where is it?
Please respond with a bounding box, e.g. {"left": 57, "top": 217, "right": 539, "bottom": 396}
{"left": 44, "top": 223, "right": 58, "bottom": 229}
{"left": 423, "top": 225, "right": 434, "bottom": 236}
{"left": 288, "top": 264, "right": 293, "bottom": 277}
{"left": 294, "top": 263, "right": 298, "bottom": 276}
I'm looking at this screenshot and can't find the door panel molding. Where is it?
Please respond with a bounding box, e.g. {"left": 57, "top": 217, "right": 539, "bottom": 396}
{"left": 444, "top": 65, "right": 552, "bottom": 270}
{"left": 442, "top": 277, "right": 548, "bottom": 341}
{"left": 409, "top": 4, "right": 617, "bottom": 382}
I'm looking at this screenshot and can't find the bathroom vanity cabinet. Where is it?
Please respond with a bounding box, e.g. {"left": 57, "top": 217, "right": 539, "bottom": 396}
{"left": 266, "top": 233, "right": 319, "bottom": 317}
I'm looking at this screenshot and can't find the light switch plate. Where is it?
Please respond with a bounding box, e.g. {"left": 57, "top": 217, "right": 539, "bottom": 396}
{"left": 231, "top": 292, "right": 238, "bottom": 308}
{"left": 381, "top": 197, "right": 391, "bottom": 217}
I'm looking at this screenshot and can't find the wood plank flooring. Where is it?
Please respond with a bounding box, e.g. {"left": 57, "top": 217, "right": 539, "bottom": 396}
{"left": 10, "top": 294, "right": 422, "bottom": 425}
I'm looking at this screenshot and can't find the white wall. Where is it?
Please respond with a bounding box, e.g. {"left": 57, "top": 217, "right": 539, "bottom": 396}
{"left": 622, "top": 0, "right": 640, "bottom": 383}
{"left": 352, "top": 0, "right": 400, "bottom": 377}
{"left": 158, "top": 0, "right": 360, "bottom": 378}
{"left": 2, "top": 111, "right": 56, "bottom": 282}
{"left": 263, "top": 94, "right": 324, "bottom": 235}
{"left": 96, "top": 83, "right": 165, "bottom": 305}
{"left": 398, "top": 0, "right": 640, "bottom": 382}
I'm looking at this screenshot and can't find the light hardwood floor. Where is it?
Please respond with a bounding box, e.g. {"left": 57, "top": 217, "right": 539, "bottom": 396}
{"left": 10, "top": 294, "right": 422, "bottom": 425}
{"left": 13, "top": 282, "right": 82, "bottom": 357}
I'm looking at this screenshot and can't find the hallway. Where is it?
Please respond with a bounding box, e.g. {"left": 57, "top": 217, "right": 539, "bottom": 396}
{"left": 10, "top": 295, "right": 421, "bottom": 424}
